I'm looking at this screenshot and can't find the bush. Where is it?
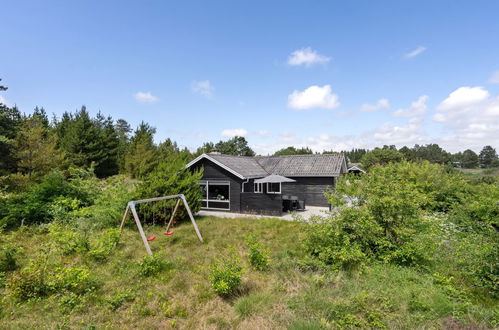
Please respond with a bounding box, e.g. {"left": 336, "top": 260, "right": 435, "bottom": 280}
{"left": 136, "top": 154, "right": 203, "bottom": 224}
{"left": 0, "top": 169, "right": 98, "bottom": 228}
{"left": 106, "top": 289, "right": 137, "bottom": 311}
{"left": 138, "top": 254, "right": 170, "bottom": 277}
{"left": 210, "top": 250, "right": 243, "bottom": 296}
{"left": 0, "top": 244, "right": 19, "bottom": 272}
{"left": 245, "top": 236, "right": 270, "bottom": 271}
{"left": 72, "top": 175, "right": 138, "bottom": 228}
{"left": 88, "top": 228, "right": 120, "bottom": 261}
{"left": 48, "top": 223, "right": 81, "bottom": 255}
{"left": 49, "top": 266, "right": 96, "bottom": 295}
{"left": 8, "top": 260, "right": 96, "bottom": 300}
{"left": 8, "top": 266, "right": 50, "bottom": 300}
{"left": 306, "top": 162, "right": 447, "bottom": 270}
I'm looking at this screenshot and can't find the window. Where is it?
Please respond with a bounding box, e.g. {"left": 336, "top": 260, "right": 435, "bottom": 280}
{"left": 267, "top": 182, "right": 281, "bottom": 194}
{"left": 254, "top": 182, "right": 262, "bottom": 193}
{"left": 199, "top": 181, "right": 230, "bottom": 210}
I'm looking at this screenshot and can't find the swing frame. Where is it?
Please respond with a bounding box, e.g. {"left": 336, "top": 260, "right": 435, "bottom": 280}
{"left": 119, "top": 194, "right": 203, "bottom": 255}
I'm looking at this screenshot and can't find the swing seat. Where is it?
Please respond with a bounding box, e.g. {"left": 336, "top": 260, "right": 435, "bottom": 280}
{"left": 147, "top": 235, "right": 157, "bottom": 241}
{"left": 163, "top": 231, "right": 175, "bottom": 236}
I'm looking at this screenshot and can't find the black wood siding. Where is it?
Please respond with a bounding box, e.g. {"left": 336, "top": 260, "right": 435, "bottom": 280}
{"left": 240, "top": 193, "right": 282, "bottom": 216}
{"left": 281, "top": 177, "right": 334, "bottom": 207}
{"left": 191, "top": 159, "right": 242, "bottom": 213}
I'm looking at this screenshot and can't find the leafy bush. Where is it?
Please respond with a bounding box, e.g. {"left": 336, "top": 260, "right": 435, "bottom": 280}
{"left": 72, "top": 175, "right": 138, "bottom": 228}
{"left": 0, "top": 244, "right": 19, "bottom": 272}
{"left": 8, "top": 266, "right": 50, "bottom": 300}
{"left": 210, "top": 250, "right": 243, "bottom": 296}
{"left": 138, "top": 254, "right": 170, "bottom": 277}
{"left": 306, "top": 162, "right": 448, "bottom": 270}
{"left": 48, "top": 223, "right": 81, "bottom": 255}
{"left": 246, "top": 235, "right": 270, "bottom": 271}
{"left": 451, "top": 182, "right": 499, "bottom": 230}
{"left": 106, "top": 289, "right": 137, "bottom": 311}
{"left": 0, "top": 169, "right": 98, "bottom": 228}
{"left": 360, "top": 147, "right": 404, "bottom": 169}
{"left": 136, "top": 154, "right": 202, "bottom": 224}
{"left": 88, "top": 228, "right": 120, "bottom": 261}
{"left": 49, "top": 266, "right": 96, "bottom": 295}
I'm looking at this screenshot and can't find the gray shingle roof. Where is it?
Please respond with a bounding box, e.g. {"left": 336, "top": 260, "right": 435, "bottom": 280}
{"left": 207, "top": 154, "right": 269, "bottom": 178}
{"left": 256, "top": 154, "right": 345, "bottom": 177}
{"left": 187, "top": 153, "right": 346, "bottom": 178}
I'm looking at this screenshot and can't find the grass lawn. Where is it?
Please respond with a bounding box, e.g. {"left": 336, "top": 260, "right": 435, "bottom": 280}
{"left": 0, "top": 216, "right": 496, "bottom": 329}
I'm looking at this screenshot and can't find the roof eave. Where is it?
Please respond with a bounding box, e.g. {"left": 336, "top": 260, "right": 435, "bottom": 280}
{"left": 186, "top": 153, "right": 246, "bottom": 180}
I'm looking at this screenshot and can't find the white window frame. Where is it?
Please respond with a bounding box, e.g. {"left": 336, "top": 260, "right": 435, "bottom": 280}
{"left": 254, "top": 182, "right": 263, "bottom": 193}
{"left": 266, "top": 182, "right": 281, "bottom": 194}
{"left": 199, "top": 180, "right": 230, "bottom": 210}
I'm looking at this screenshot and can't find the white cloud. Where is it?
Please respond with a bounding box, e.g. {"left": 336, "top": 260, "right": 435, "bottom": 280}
{"left": 288, "top": 85, "right": 339, "bottom": 110}
{"left": 437, "top": 86, "right": 489, "bottom": 112}
{"left": 404, "top": 46, "right": 427, "bottom": 58}
{"left": 221, "top": 128, "right": 248, "bottom": 138}
{"left": 287, "top": 47, "right": 331, "bottom": 67}
{"left": 488, "top": 70, "right": 499, "bottom": 84}
{"left": 191, "top": 80, "right": 214, "bottom": 98}
{"left": 432, "top": 86, "right": 499, "bottom": 151}
{"left": 133, "top": 92, "right": 158, "bottom": 103}
{"left": 393, "top": 95, "right": 428, "bottom": 117}
{"left": 361, "top": 98, "right": 390, "bottom": 111}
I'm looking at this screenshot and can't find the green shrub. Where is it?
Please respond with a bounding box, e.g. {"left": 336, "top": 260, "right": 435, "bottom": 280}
{"left": 246, "top": 235, "right": 270, "bottom": 271}
{"left": 0, "top": 244, "right": 19, "bottom": 272}
{"left": 72, "top": 175, "right": 138, "bottom": 228}
{"left": 48, "top": 223, "right": 81, "bottom": 255}
{"left": 137, "top": 154, "right": 203, "bottom": 224}
{"left": 210, "top": 250, "right": 243, "bottom": 296}
{"left": 8, "top": 262, "right": 96, "bottom": 300}
{"left": 8, "top": 266, "right": 50, "bottom": 300}
{"left": 1, "top": 170, "right": 98, "bottom": 228}
{"left": 88, "top": 228, "right": 120, "bottom": 261}
{"left": 49, "top": 267, "right": 96, "bottom": 295}
{"left": 138, "top": 254, "right": 170, "bottom": 277}
{"left": 106, "top": 289, "right": 136, "bottom": 311}
{"left": 307, "top": 162, "right": 447, "bottom": 270}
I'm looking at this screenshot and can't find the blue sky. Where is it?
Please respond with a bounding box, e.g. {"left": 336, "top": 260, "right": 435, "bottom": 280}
{"left": 1, "top": 0, "right": 498, "bottom": 154}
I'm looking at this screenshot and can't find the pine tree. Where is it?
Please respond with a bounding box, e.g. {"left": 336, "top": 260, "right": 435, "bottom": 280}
{"left": 0, "top": 79, "right": 22, "bottom": 174}
{"left": 115, "top": 119, "right": 132, "bottom": 173}
{"left": 125, "top": 122, "right": 158, "bottom": 178}
{"left": 14, "top": 115, "right": 64, "bottom": 177}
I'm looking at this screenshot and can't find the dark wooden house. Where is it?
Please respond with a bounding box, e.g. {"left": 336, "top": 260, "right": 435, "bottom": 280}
{"left": 187, "top": 152, "right": 347, "bottom": 216}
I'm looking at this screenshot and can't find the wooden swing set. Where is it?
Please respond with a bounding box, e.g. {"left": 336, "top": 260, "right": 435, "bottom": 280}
{"left": 119, "top": 194, "right": 203, "bottom": 255}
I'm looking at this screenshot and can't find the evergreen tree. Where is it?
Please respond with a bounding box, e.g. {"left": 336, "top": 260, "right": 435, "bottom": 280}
{"left": 461, "top": 149, "right": 479, "bottom": 168}
{"left": 478, "top": 146, "right": 498, "bottom": 168}
{"left": 115, "top": 119, "right": 131, "bottom": 173}
{"left": 125, "top": 122, "right": 158, "bottom": 178}
{"left": 55, "top": 106, "right": 102, "bottom": 168}
{"left": 14, "top": 115, "right": 64, "bottom": 177}
{"left": 0, "top": 79, "right": 22, "bottom": 175}
{"left": 54, "top": 107, "right": 120, "bottom": 177}
{"left": 94, "top": 112, "right": 120, "bottom": 177}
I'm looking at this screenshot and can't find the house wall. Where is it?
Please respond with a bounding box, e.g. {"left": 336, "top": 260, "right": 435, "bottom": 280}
{"left": 191, "top": 159, "right": 242, "bottom": 213}
{"left": 281, "top": 177, "right": 335, "bottom": 207}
